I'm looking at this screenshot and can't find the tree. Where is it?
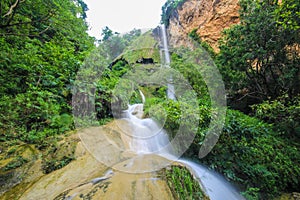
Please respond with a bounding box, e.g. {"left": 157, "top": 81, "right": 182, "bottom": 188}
{"left": 161, "top": 0, "right": 185, "bottom": 26}
{"left": 217, "top": 0, "right": 300, "bottom": 104}
{"left": 101, "top": 26, "right": 115, "bottom": 41}
{"left": 100, "top": 27, "right": 142, "bottom": 59}
{"left": 0, "top": 0, "right": 94, "bottom": 142}
{"left": 275, "top": 0, "right": 300, "bottom": 30}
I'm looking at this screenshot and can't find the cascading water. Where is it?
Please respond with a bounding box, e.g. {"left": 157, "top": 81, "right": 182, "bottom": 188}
{"left": 161, "top": 24, "right": 171, "bottom": 65}
{"left": 122, "top": 103, "right": 170, "bottom": 154}
{"left": 120, "top": 90, "right": 170, "bottom": 154}
{"left": 121, "top": 90, "right": 244, "bottom": 199}
{"left": 160, "top": 24, "right": 176, "bottom": 100}
{"left": 179, "top": 159, "right": 246, "bottom": 200}
{"left": 119, "top": 24, "right": 246, "bottom": 200}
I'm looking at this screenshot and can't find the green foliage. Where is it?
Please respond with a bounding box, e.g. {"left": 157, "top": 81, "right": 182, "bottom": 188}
{"left": 241, "top": 187, "right": 260, "bottom": 200}
{"left": 101, "top": 26, "right": 115, "bottom": 41}
{"left": 0, "top": 0, "right": 92, "bottom": 42}
{"left": 170, "top": 53, "right": 208, "bottom": 97}
{"left": 4, "top": 156, "right": 28, "bottom": 171}
{"left": 0, "top": 0, "right": 94, "bottom": 145}
{"left": 0, "top": 89, "right": 68, "bottom": 143}
{"left": 161, "top": 100, "right": 182, "bottom": 135}
{"left": 73, "top": 30, "right": 153, "bottom": 125}
{"left": 100, "top": 28, "right": 142, "bottom": 59}
{"left": 50, "top": 114, "right": 74, "bottom": 133}
{"left": 202, "top": 109, "right": 300, "bottom": 199}
{"left": 164, "top": 165, "right": 208, "bottom": 200}
{"left": 217, "top": 0, "right": 300, "bottom": 106}
{"left": 95, "top": 59, "right": 132, "bottom": 119}
{"left": 123, "top": 31, "right": 160, "bottom": 64}
{"left": 251, "top": 95, "right": 300, "bottom": 138}
{"left": 161, "top": 0, "right": 186, "bottom": 26}
{"left": 275, "top": 0, "right": 300, "bottom": 30}
{"left": 41, "top": 137, "right": 77, "bottom": 174}
{"left": 93, "top": 30, "right": 159, "bottom": 119}
{"left": 188, "top": 29, "right": 216, "bottom": 59}
{"left": 42, "top": 156, "right": 74, "bottom": 174}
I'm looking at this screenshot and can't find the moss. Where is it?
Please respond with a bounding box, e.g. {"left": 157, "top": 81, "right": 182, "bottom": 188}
{"left": 122, "top": 31, "right": 160, "bottom": 64}
{"left": 41, "top": 135, "right": 79, "bottom": 174}
{"left": 163, "top": 165, "right": 209, "bottom": 200}
{"left": 188, "top": 28, "right": 216, "bottom": 59}
{"left": 3, "top": 156, "right": 28, "bottom": 171}
{"left": 0, "top": 144, "right": 38, "bottom": 196}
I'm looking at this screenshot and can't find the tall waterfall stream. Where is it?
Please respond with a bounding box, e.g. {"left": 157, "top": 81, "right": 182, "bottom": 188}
{"left": 160, "top": 25, "right": 244, "bottom": 200}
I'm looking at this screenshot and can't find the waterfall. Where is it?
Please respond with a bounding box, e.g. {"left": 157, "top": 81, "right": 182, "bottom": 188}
{"left": 122, "top": 103, "right": 171, "bottom": 155}
{"left": 161, "top": 24, "right": 171, "bottom": 66}
{"left": 99, "top": 25, "right": 244, "bottom": 200}
{"left": 160, "top": 24, "right": 176, "bottom": 100}
{"left": 122, "top": 90, "right": 244, "bottom": 199}
{"left": 179, "top": 159, "right": 246, "bottom": 200}
{"left": 120, "top": 25, "right": 244, "bottom": 199}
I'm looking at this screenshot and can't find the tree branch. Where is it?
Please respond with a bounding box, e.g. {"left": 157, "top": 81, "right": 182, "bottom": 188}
{"left": 2, "top": 0, "right": 20, "bottom": 18}
{"left": 0, "top": 12, "right": 52, "bottom": 29}
{"left": 237, "top": 91, "right": 264, "bottom": 101}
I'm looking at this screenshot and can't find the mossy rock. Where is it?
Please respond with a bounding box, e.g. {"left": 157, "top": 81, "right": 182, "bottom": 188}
{"left": 162, "top": 164, "right": 209, "bottom": 200}
{"left": 122, "top": 31, "right": 161, "bottom": 64}
{"left": 41, "top": 134, "right": 80, "bottom": 174}
{"left": 0, "top": 144, "right": 38, "bottom": 195}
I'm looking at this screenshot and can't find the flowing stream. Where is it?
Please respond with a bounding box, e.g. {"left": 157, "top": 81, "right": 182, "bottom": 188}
{"left": 179, "top": 159, "right": 245, "bottom": 200}
{"left": 122, "top": 95, "right": 245, "bottom": 200}
{"left": 157, "top": 25, "right": 245, "bottom": 200}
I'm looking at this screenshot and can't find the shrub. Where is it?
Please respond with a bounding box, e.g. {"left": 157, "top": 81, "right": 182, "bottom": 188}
{"left": 201, "top": 109, "right": 300, "bottom": 199}
{"left": 0, "top": 88, "right": 73, "bottom": 144}
{"left": 251, "top": 95, "right": 300, "bottom": 139}
{"left": 163, "top": 165, "right": 208, "bottom": 200}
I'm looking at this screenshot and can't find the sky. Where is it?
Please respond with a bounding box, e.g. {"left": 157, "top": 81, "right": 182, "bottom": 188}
{"left": 84, "top": 0, "right": 167, "bottom": 39}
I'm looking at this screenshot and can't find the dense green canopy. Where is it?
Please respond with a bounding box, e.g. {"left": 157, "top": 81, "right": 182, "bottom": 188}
{"left": 0, "top": 0, "right": 94, "bottom": 142}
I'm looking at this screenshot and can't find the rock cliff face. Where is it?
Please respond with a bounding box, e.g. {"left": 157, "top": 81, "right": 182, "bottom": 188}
{"left": 167, "top": 0, "right": 240, "bottom": 52}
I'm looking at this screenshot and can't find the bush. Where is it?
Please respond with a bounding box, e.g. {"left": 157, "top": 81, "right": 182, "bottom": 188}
{"left": 201, "top": 109, "right": 300, "bottom": 199}
{"left": 0, "top": 88, "right": 73, "bottom": 144}
{"left": 251, "top": 95, "right": 300, "bottom": 139}
{"left": 163, "top": 165, "right": 208, "bottom": 200}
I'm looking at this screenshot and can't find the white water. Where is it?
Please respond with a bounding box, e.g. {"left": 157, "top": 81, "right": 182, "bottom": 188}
{"left": 161, "top": 24, "right": 171, "bottom": 66}
{"left": 179, "top": 159, "right": 246, "bottom": 200}
{"left": 117, "top": 25, "right": 245, "bottom": 199}
{"left": 160, "top": 24, "right": 176, "bottom": 100}
{"left": 123, "top": 98, "right": 244, "bottom": 199}
{"left": 90, "top": 169, "right": 114, "bottom": 184}
{"left": 123, "top": 103, "right": 171, "bottom": 154}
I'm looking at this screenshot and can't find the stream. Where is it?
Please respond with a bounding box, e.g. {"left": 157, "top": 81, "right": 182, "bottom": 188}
{"left": 117, "top": 100, "right": 245, "bottom": 200}
{"left": 160, "top": 25, "right": 244, "bottom": 200}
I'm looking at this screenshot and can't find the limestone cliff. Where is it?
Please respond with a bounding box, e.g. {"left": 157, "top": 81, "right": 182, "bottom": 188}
{"left": 167, "top": 0, "right": 240, "bottom": 52}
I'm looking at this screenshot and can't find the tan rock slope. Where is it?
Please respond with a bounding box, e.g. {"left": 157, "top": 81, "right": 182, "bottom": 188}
{"left": 168, "top": 0, "right": 240, "bottom": 51}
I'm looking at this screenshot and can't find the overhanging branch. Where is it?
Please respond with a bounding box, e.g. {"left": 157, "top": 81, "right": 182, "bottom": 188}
{"left": 2, "top": 0, "right": 20, "bottom": 17}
